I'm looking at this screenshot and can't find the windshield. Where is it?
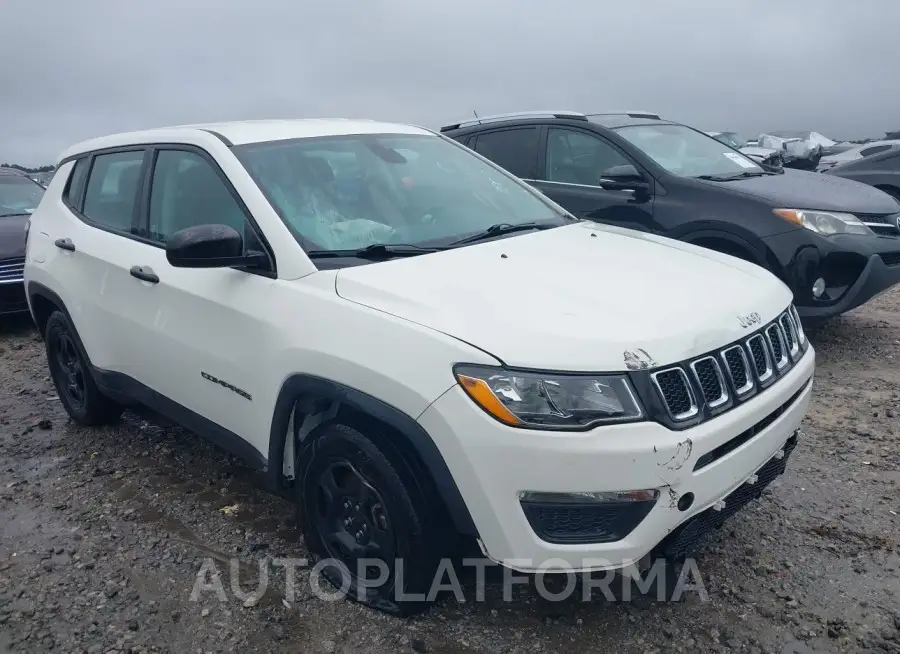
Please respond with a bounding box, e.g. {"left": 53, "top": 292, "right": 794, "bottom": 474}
{"left": 0, "top": 175, "right": 45, "bottom": 217}
{"left": 616, "top": 124, "right": 764, "bottom": 177}
{"left": 233, "top": 133, "right": 569, "bottom": 252}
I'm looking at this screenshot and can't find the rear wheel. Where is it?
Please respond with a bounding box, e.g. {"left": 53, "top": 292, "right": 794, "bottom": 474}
{"left": 295, "top": 422, "right": 440, "bottom": 615}
{"left": 44, "top": 311, "right": 122, "bottom": 425}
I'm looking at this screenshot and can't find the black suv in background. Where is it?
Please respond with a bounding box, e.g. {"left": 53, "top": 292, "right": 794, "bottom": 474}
{"left": 441, "top": 111, "right": 900, "bottom": 319}
{"left": 0, "top": 167, "right": 45, "bottom": 317}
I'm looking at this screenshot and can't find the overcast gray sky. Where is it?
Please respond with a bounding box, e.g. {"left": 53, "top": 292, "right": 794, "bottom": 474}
{"left": 0, "top": 0, "right": 896, "bottom": 165}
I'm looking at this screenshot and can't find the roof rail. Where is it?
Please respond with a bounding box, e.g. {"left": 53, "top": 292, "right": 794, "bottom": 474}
{"left": 588, "top": 110, "right": 662, "bottom": 120}
{"left": 439, "top": 110, "right": 587, "bottom": 132}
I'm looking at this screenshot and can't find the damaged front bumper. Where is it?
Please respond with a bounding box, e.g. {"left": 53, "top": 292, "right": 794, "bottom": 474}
{"left": 417, "top": 348, "right": 814, "bottom": 573}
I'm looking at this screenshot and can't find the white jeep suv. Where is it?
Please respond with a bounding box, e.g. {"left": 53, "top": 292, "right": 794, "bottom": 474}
{"left": 24, "top": 119, "right": 815, "bottom": 614}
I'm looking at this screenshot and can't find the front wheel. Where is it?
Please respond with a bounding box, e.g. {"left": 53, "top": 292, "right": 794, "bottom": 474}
{"left": 295, "top": 422, "right": 440, "bottom": 615}
{"left": 45, "top": 310, "right": 122, "bottom": 426}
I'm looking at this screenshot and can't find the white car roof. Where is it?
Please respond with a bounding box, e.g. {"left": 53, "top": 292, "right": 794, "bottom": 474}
{"left": 58, "top": 119, "right": 433, "bottom": 162}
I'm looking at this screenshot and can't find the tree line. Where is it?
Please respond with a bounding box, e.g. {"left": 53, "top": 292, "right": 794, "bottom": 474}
{"left": 1, "top": 163, "right": 55, "bottom": 173}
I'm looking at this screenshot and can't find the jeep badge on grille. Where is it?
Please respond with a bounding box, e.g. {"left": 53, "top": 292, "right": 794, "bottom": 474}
{"left": 737, "top": 312, "right": 762, "bottom": 329}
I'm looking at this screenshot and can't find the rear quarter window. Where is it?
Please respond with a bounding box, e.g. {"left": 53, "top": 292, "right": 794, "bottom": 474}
{"left": 62, "top": 158, "right": 89, "bottom": 210}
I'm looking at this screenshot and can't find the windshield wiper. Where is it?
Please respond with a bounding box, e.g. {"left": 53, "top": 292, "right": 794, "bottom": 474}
{"left": 448, "top": 221, "right": 558, "bottom": 247}
{"left": 306, "top": 243, "right": 445, "bottom": 260}
{"left": 0, "top": 211, "right": 28, "bottom": 218}
{"left": 695, "top": 170, "right": 774, "bottom": 182}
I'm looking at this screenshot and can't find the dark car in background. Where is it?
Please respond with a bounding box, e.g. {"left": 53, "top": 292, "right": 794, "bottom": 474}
{"left": 441, "top": 110, "right": 900, "bottom": 319}
{"left": 0, "top": 167, "right": 45, "bottom": 316}
{"left": 824, "top": 145, "right": 900, "bottom": 204}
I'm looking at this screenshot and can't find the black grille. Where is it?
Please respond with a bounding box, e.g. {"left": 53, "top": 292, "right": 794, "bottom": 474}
{"left": 766, "top": 325, "right": 784, "bottom": 363}
{"left": 653, "top": 369, "right": 694, "bottom": 417}
{"left": 521, "top": 500, "right": 656, "bottom": 544}
{"left": 859, "top": 212, "right": 900, "bottom": 237}
{"left": 779, "top": 315, "right": 795, "bottom": 353}
{"left": 0, "top": 257, "right": 25, "bottom": 283}
{"left": 692, "top": 358, "right": 724, "bottom": 406}
{"left": 747, "top": 335, "right": 769, "bottom": 378}
{"left": 649, "top": 307, "right": 805, "bottom": 425}
{"left": 722, "top": 347, "right": 749, "bottom": 390}
{"left": 655, "top": 433, "right": 798, "bottom": 562}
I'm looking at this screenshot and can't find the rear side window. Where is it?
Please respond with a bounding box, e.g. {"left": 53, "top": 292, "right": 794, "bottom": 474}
{"left": 860, "top": 145, "right": 893, "bottom": 158}
{"left": 471, "top": 128, "right": 539, "bottom": 178}
{"left": 63, "top": 158, "right": 89, "bottom": 210}
{"left": 82, "top": 151, "right": 145, "bottom": 232}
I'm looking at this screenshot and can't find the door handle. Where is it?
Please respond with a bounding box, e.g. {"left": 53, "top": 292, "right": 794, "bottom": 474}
{"left": 54, "top": 238, "right": 75, "bottom": 252}
{"left": 129, "top": 265, "right": 159, "bottom": 284}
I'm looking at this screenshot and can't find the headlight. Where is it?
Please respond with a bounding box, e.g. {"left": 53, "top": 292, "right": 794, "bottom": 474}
{"left": 773, "top": 209, "right": 872, "bottom": 236}
{"left": 453, "top": 364, "right": 644, "bottom": 430}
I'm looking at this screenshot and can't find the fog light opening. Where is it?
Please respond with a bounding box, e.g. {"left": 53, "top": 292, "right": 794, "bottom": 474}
{"left": 677, "top": 492, "right": 694, "bottom": 512}
{"left": 812, "top": 277, "right": 826, "bottom": 298}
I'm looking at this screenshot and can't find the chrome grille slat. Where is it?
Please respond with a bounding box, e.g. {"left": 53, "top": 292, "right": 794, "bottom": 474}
{"left": 746, "top": 334, "right": 774, "bottom": 384}
{"left": 721, "top": 345, "right": 754, "bottom": 396}
{"left": 765, "top": 323, "right": 789, "bottom": 370}
{"left": 779, "top": 312, "right": 801, "bottom": 360}
{"left": 690, "top": 356, "right": 729, "bottom": 409}
{"left": 651, "top": 367, "right": 698, "bottom": 421}
{"left": 0, "top": 257, "right": 25, "bottom": 283}
{"left": 790, "top": 305, "right": 806, "bottom": 345}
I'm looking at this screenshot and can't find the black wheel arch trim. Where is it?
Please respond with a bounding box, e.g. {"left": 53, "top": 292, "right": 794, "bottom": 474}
{"left": 267, "top": 374, "right": 479, "bottom": 537}
{"left": 676, "top": 226, "right": 769, "bottom": 266}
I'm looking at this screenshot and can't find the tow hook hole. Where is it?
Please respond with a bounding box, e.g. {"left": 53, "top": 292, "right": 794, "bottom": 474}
{"left": 677, "top": 492, "right": 694, "bottom": 512}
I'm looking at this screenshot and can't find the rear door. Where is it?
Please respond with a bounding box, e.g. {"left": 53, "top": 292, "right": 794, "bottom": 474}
{"left": 41, "top": 148, "right": 152, "bottom": 374}
{"left": 469, "top": 127, "right": 541, "bottom": 180}
{"left": 532, "top": 127, "right": 655, "bottom": 231}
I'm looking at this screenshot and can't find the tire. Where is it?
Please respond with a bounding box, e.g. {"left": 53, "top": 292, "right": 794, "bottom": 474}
{"left": 44, "top": 310, "right": 122, "bottom": 426}
{"left": 295, "top": 422, "right": 440, "bottom": 616}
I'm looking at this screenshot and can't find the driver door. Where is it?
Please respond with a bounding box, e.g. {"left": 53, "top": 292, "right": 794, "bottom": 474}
{"left": 532, "top": 127, "right": 655, "bottom": 232}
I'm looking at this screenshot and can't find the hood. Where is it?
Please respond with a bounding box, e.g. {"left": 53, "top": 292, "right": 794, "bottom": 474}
{"left": 0, "top": 215, "right": 27, "bottom": 260}
{"left": 334, "top": 223, "right": 792, "bottom": 371}
{"left": 702, "top": 168, "right": 900, "bottom": 214}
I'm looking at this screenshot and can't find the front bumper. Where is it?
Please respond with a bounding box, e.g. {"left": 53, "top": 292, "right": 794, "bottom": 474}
{"left": 417, "top": 347, "right": 814, "bottom": 573}
{"left": 763, "top": 229, "right": 900, "bottom": 318}
{"left": 0, "top": 279, "right": 28, "bottom": 316}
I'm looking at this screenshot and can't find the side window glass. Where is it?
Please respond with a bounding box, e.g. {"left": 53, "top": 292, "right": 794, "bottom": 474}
{"left": 63, "top": 158, "right": 89, "bottom": 210}
{"left": 82, "top": 151, "right": 145, "bottom": 232}
{"left": 545, "top": 128, "right": 631, "bottom": 186}
{"left": 471, "top": 128, "right": 539, "bottom": 178}
{"left": 860, "top": 145, "right": 892, "bottom": 158}
{"left": 148, "top": 150, "right": 250, "bottom": 245}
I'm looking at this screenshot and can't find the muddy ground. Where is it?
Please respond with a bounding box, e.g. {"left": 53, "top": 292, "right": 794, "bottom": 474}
{"left": 0, "top": 293, "right": 898, "bottom": 654}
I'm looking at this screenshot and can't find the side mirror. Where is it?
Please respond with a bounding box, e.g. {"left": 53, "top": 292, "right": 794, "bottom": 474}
{"left": 599, "top": 164, "right": 650, "bottom": 191}
{"left": 166, "top": 224, "right": 266, "bottom": 269}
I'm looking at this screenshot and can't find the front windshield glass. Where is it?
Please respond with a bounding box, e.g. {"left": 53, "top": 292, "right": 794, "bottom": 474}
{"left": 233, "top": 133, "right": 569, "bottom": 252}
{"left": 0, "top": 176, "right": 45, "bottom": 217}
{"left": 616, "top": 124, "right": 763, "bottom": 178}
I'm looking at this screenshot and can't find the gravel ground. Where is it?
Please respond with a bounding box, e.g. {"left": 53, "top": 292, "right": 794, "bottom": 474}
{"left": 0, "top": 293, "right": 899, "bottom": 654}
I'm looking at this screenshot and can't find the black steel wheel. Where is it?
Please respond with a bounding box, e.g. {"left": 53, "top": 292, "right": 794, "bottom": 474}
{"left": 296, "top": 422, "right": 439, "bottom": 615}
{"left": 44, "top": 310, "right": 122, "bottom": 425}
